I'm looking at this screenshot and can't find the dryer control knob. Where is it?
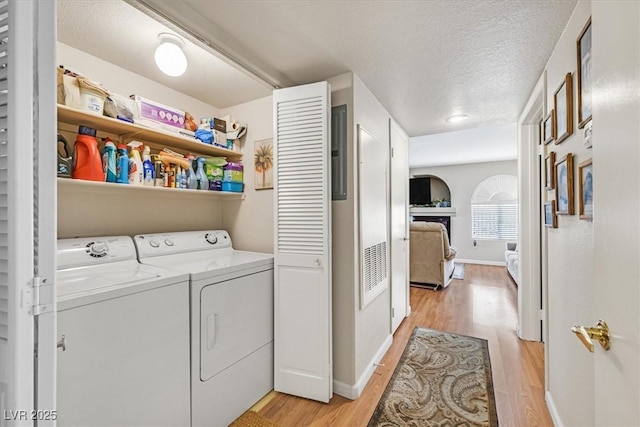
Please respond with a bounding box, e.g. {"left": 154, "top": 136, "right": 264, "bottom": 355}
{"left": 165, "top": 239, "right": 175, "bottom": 246}
{"left": 149, "top": 239, "right": 160, "bottom": 248}
{"left": 205, "top": 233, "right": 218, "bottom": 245}
{"left": 88, "top": 242, "right": 108, "bottom": 257}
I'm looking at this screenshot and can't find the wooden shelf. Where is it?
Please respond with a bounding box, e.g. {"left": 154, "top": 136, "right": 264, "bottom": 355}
{"left": 58, "top": 178, "right": 245, "bottom": 200}
{"left": 57, "top": 104, "right": 241, "bottom": 160}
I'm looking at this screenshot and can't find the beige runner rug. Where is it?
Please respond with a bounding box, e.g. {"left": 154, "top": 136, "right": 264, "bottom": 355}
{"left": 368, "top": 327, "right": 498, "bottom": 426}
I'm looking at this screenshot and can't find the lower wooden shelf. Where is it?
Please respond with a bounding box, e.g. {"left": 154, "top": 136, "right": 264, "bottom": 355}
{"left": 58, "top": 177, "right": 245, "bottom": 200}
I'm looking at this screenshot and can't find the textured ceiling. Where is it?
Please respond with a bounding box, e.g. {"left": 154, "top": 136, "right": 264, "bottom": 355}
{"left": 171, "top": 0, "right": 577, "bottom": 136}
{"left": 57, "top": 0, "right": 577, "bottom": 163}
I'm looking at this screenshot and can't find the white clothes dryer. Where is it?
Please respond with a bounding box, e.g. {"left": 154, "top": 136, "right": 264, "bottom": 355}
{"left": 134, "top": 230, "right": 274, "bottom": 427}
{"left": 56, "top": 236, "right": 191, "bottom": 427}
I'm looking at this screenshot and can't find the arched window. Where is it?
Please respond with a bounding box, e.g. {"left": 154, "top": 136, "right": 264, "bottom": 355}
{"left": 471, "top": 174, "right": 518, "bottom": 240}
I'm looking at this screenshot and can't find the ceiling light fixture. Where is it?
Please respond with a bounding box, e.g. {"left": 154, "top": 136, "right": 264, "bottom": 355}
{"left": 154, "top": 33, "right": 187, "bottom": 77}
{"left": 446, "top": 114, "right": 469, "bottom": 123}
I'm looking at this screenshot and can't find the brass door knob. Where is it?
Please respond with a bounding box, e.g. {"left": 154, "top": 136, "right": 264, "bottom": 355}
{"left": 571, "top": 320, "right": 611, "bottom": 352}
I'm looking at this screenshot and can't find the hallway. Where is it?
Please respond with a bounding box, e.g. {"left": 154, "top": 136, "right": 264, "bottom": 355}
{"left": 257, "top": 264, "right": 552, "bottom": 426}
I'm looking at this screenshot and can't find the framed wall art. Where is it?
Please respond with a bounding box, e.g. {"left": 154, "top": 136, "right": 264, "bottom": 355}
{"left": 545, "top": 151, "right": 556, "bottom": 190}
{"left": 555, "top": 153, "right": 574, "bottom": 215}
{"left": 543, "top": 111, "right": 555, "bottom": 145}
{"left": 254, "top": 138, "right": 274, "bottom": 190}
{"left": 577, "top": 17, "right": 592, "bottom": 128}
{"left": 554, "top": 73, "right": 574, "bottom": 144}
{"left": 544, "top": 201, "right": 557, "bottom": 228}
{"left": 578, "top": 158, "right": 593, "bottom": 219}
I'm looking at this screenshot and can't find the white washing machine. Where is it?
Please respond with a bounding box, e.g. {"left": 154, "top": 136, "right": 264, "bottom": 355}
{"left": 134, "top": 230, "right": 274, "bottom": 427}
{"left": 56, "top": 236, "right": 191, "bottom": 427}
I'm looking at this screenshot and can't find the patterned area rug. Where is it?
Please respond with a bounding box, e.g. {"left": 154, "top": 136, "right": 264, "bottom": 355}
{"left": 368, "top": 327, "right": 498, "bottom": 426}
{"left": 229, "top": 410, "right": 280, "bottom": 427}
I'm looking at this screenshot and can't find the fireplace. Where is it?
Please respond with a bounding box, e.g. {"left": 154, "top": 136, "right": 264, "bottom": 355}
{"left": 413, "top": 215, "right": 451, "bottom": 241}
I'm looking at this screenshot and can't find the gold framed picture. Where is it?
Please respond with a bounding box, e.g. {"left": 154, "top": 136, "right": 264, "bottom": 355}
{"left": 544, "top": 201, "right": 558, "bottom": 228}
{"left": 577, "top": 17, "right": 592, "bottom": 129}
{"left": 554, "top": 73, "right": 574, "bottom": 145}
{"left": 543, "top": 111, "right": 555, "bottom": 145}
{"left": 555, "top": 153, "right": 574, "bottom": 215}
{"left": 545, "top": 151, "right": 556, "bottom": 190}
{"left": 578, "top": 158, "right": 593, "bottom": 220}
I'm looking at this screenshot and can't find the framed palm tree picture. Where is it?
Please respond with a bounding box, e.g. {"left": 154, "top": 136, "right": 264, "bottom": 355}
{"left": 254, "top": 138, "right": 273, "bottom": 190}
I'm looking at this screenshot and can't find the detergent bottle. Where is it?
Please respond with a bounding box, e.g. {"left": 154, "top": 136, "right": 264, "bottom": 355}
{"left": 101, "top": 138, "right": 117, "bottom": 182}
{"left": 196, "top": 157, "right": 209, "bottom": 190}
{"left": 127, "top": 141, "right": 144, "bottom": 185}
{"left": 72, "top": 126, "right": 103, "bottom": 181}
{"left": 116, "top": 144, "right": 129, "bottom": 184}
{"left": 186, "top": 154, "right": 198, "bottom": 189}
{"left": 142, "top": 145, "right": 154, "bottom": 186}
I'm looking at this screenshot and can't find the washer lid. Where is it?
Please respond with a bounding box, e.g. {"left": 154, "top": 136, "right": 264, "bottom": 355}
{"left": 56, "top": 260, "right": 160, "bottom": 299}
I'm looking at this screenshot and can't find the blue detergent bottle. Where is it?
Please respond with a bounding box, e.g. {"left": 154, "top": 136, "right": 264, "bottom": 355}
{"left": 196, "top": 157, "right": 209, "bottom": 190}
{"left": 186, "top": 154, "right": 198, "bottom": 189}
{"left": 116, "top": 144, "right": 129, "bottom": 184}
{"left": 102, "top": 138, "right": 117, "bottom": 182}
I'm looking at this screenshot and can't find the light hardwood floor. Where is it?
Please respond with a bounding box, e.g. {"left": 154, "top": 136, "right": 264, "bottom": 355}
{"left": 256, "top": 264, "right": 553, "bottom": 426}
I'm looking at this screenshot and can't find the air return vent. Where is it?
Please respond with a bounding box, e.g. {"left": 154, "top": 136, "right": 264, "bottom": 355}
{"left": 362, "top": 241, "right": 388, "bottom": 300}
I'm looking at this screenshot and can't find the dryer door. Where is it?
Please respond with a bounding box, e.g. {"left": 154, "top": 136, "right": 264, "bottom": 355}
{"left": 200, "top": 269, "right": 274, "bottom": 381}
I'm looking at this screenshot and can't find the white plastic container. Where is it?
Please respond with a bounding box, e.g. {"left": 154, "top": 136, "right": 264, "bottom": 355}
{"left": 78, "top": 86, "right": 106, "bottom": 115}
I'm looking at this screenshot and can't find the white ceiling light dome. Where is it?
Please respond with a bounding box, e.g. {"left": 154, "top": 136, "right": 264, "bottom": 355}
{"left": 154, "top": 33, "right": 187, "bottom": 77}
{"left": 445, "top": 114, "right": 469, "bottom": 123}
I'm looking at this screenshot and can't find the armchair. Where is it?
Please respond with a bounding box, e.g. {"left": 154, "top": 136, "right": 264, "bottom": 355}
{"left": 409, "top": 222, "right": 457, "bottom": 289}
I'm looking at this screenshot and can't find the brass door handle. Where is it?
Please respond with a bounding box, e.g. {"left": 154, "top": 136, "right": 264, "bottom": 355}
{"left": 571, "top": 320, "right": 611, "bottom": 352}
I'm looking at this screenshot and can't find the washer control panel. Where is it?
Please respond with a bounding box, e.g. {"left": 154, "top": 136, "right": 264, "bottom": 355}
{"left": 134, "top": 230, "right": 232, "bottom": 258}
{"left": 57, "top": 236, "right": 137, "bottom": 269}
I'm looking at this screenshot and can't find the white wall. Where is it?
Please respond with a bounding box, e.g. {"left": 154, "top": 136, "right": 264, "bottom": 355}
{"left": 56, "top": 42, "right": 226, "bottom": 238}
{"left": 542, "top": 2, "right": 594, "bottom": 426}
{"left": 352, "top": 74, "right": 393, "bottom": 384}
{"left": 327, "top": 73, "right": 357, "bottom": 387}
{"left": 411, "top": 160, "right": 518, "bottom": 264}
{"left": 219, "top": 95, "right": 274, "bottom": 253}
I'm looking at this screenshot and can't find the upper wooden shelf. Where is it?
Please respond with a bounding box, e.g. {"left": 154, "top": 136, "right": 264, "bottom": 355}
{"left": 57, "top": 104, "right": 241, "bottom": 160}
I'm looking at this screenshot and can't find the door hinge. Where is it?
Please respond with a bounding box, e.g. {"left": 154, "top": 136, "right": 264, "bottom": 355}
{"left": 22, "top": 276, "right": 54, "bottom": 316}
{"left": 392, "top": 307, "right": 395, "bottom": 318}
{"left": 539, "top": 309, "right": 544, "bottom": 320}
{"left": 391, "top": 147, "right": 395, "bottom": 158}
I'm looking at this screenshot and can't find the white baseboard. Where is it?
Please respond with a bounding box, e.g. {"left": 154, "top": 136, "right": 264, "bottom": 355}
{"left": 545, "top": 390, "right": 563, "bottom": 427}
{"left": 455, "top": 259, "right": 506, "bottom": 267}
{"left": 333, "top": 334, "right": 393, "bottom": 400}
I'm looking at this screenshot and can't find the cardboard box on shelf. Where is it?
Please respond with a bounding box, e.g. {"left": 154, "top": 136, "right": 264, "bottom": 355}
{"left": 57, "top": 67, "right": 81, "bottom": 109}
{"left": 131, "top": 95, "right": 185, "bottom": 130}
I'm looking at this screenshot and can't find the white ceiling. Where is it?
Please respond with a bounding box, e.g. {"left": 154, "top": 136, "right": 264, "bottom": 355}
{"left": 409, "top": 123, "right": 517, "bottom": 169}
{"left": 57, "top": 0, "right": 577, "bottom": 164}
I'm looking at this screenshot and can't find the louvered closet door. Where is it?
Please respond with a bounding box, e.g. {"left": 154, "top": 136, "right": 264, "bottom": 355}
{"left": 273, "top": 81, "right": 332, "bottom": 403}
{"left": 0, "top": 1, "right": 56, "bottom": 423}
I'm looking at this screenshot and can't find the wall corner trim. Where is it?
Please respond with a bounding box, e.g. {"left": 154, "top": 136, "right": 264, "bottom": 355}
{"left": 545, "top": 390, "right": 565, "bottom": 427}
{"left": 333, "top": 334, "right": 393, "bottom": 400}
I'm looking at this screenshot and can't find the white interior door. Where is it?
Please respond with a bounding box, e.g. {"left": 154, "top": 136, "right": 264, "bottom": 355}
{"left": 592, "top": 2, "right": 640, "bottom": 424}
{"left": 273, "top": 81, "right": 332, "bottom": 403}
{"left": 389, "top": 119, "right": 409, "bottom": 332}
{"left": 0, "top": 1, "right": 57, "bottom": 425}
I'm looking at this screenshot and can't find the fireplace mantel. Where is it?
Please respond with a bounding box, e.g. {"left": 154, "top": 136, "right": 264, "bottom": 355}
{"left": 410, "top": 207, "right": 457, "bottom": 217}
